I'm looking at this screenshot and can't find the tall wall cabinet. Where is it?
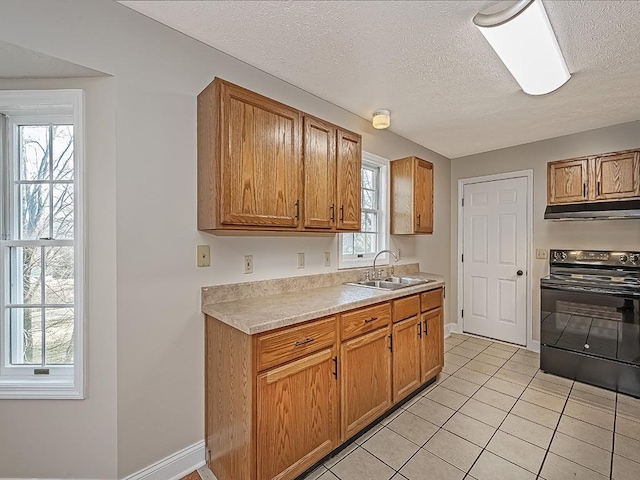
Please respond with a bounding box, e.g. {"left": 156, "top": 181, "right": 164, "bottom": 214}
{"left": 547, "top": 149, "right": 640, "bottom": 204}
{"left": 198, "top": 78, "right": 361, "bottom": 232}
{"left": 390, "top": 156, "right": 434, "bottom": 234}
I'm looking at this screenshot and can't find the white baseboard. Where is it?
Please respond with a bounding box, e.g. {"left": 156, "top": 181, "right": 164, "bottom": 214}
{"left": 529, "top": 340, "right": 540, "bottom": 353}
{"left": 123, "top": 440, "right": 206, "bottom": 480}
{"left": 444, "top": 323, "right": 461, "bottom": 338}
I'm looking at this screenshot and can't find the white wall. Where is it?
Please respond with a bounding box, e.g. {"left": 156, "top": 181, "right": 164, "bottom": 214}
{"left": 451, "top": 121, "right": 640, "bottom": 342}
{"left": 0, "top": 77, "right": 118, "bottom": 479}
{"left": 0, "top": 1, "right": 451, "bottom": 478}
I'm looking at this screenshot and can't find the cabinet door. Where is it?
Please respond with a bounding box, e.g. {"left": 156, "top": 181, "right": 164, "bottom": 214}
{"left": 548, "top": 159, "right": 588, "bottom": 204}
{"left": 594, "top": 152, "right": 640, "bottom": 200}
{"left": 303, "top": 116, "right": 336, "bottom": 229}
{"left": 220, "top": 81, "right": 302, "bottom": 227}
{"left": 414, "top": 159, "right": 433, "bottom": 233}
{"left": 341, "top": 327, "right": 391, "bottom": 441}
{"left": 421, "top": 308, "right": 443, "bottom": 383}
{"left": 392, "top": 316, "right": 422, "bottom": 403}
{"left": 257, "top": 348, "right": 338, "bottom": 480}
{"left": 336, "top": 128, "right": 362, "bottom": 231}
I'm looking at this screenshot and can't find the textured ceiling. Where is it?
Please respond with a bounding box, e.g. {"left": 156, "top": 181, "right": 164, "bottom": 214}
{"left": 0, "top": 40, "right": 104, "bottom": 79}
{"left": 119, "top": 1, "right": 640, "bottom": 158}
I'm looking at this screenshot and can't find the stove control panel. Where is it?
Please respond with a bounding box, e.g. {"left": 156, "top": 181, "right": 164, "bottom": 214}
{"left": 550, "top": 250, "right": 640, "bottom": 267}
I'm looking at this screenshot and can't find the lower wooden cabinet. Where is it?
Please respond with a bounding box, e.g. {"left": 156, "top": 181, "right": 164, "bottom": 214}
{"left": 340, "top": 327, "right": 392, "bottom": 441}
{"left": 257, "top": 347, "right": 339, "bottom": 480}
{"left": 205, "top": 286, "right": 444, "bottom": 480}
{"left": 392, "top": 315, "right": 422, "bottom": 403}
{"left": 421, "top": 308, "right": 443, "bottom": 383}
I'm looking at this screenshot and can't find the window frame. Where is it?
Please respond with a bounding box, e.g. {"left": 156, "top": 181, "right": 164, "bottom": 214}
{"left": 0, "top": 90, "right": 85, "bottom": 399}
{"left": 338, "top": 151, "right": 390, "bottom": 269}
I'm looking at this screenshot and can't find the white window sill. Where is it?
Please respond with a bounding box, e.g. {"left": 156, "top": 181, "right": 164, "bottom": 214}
{"left": 0, "top": 377, "right": 83, "bottom": 399}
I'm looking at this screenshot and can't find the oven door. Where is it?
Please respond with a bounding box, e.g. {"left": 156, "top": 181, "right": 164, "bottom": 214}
{"left": 541, "top": 285, "right": 640, "bottom": 366}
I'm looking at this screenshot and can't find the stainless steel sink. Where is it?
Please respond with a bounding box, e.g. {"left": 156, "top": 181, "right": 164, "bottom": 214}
{"left": 346, "top": 276, "right": 434, "bottom": 291}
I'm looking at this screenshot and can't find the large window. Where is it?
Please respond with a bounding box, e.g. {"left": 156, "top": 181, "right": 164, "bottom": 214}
{"left": 339, "top": 153, "right": 389, "bottom": 268}
{"left": 0, "top": 90, "right": 84, "bottom": 399}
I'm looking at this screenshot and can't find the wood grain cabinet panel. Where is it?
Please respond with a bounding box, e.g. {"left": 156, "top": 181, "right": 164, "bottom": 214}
{"left": 336, "top": 128, "right": 362, "bottom": 231}
{"left": 303, "top": 116, "right": 336, "bottom": 229}
{"left": 415, "top": 160, "right": 434, "bottom": 233}
{"left": 392, "top": 315, "right": 422, "bottom": 403}
{"left": 593, "top": 151, "right": 640, "bottom": 200}
{"left": 421, "top": 308, "right": 443, "bottom": 383}
{"left": 390, "top": 156, "right": 434, "bottom": 234}
{"left": 340, "top": 327, "right": 392, "bottom": 441}
{"left": 198, "top": 78, "right": 362, "bottom": 233}
{"left": 393, "top": 294, "right": 420, "bottom": 323}
{"left": 421, "top": 288, "right": 443, "bottom": 313}
{"left": 548, "top": 159, "right": 589, "bottom": 204}
{"left": 256, "top": 316, "right": 336, "bottom": 371}
{"left": 257, "top": 347, "right": 339, "bottom": 480}
{"left": 341, "top": 302, "right": 391, "bottom": 341}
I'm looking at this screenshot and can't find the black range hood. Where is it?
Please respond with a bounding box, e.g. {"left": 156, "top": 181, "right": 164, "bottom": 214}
{"left": 544, "top": 199, "right": 640, "bottom": 220}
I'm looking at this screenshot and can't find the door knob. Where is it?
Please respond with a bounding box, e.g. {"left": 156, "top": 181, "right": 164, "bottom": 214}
{"left": 516, "top": 270, "right": 524, "bottom": 276}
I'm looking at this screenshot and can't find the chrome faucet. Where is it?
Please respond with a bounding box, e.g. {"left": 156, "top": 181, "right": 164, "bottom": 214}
{"left": 372, "top": 250, "right": 399, "bottom": 280}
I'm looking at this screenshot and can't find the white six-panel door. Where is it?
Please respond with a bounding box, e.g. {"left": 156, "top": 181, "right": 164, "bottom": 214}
{"left": 462, "top": 177, "right": 528, "bottom": 345}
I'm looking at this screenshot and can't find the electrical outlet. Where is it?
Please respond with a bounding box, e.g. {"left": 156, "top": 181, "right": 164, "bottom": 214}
{"left": 297, "top": 252, "right": 305, "bottom": 269}
{"left": 397, "top": 249, "right": 401, "bottom": 260}
{"left": 324, "top": 251, "right": 331, "bottom": 267}
{"left": 244, "top": 255, "right": 253, "bottom": 274}
{"left": 536, "top": 249, "right": 548, "bottom": 260}
{"left": 197, "top": 245, "right": 210, "bottom": 267}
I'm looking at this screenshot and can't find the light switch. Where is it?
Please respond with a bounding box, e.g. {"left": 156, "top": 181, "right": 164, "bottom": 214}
{"left": 536, "top": 249, "right": 548, "bottom": 260}
{"left": 197, "top": 245, "right": 210, "bottom": 267}
{"left": 244, "top": 255, "right": 253, "bottom": 274}
{"left": 324, "top": 251, "right": 331, "bottom": 267}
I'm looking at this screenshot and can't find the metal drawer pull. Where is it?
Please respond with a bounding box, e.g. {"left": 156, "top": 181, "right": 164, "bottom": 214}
{"left": 294, "top": 337, "right": 314, "bottom": 347}
{"left": 364, "top": 317, "right": 378, "bottom": 324}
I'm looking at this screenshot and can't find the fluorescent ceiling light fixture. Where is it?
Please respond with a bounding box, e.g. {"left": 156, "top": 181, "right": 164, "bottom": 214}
{"left": 372, "top": 109, "right": 391, "bottom": 129}
{"left": 473, "top": 0, "right": 570, "bottom": 95}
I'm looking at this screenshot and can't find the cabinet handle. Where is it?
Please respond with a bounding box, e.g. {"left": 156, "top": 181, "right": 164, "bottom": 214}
{"left": 424, "top": 321, "right": 428, "bottom": 336}
{"left": 583, "top": 183, "right": 586, "bottom": 197}
{"left": 389, "top": 334, "right": 393, "bottom": 352}
{"left": 597, "top": 181, "right": 600, "bottom": 196}
{"left": 330, "top": 203, "right": 335, "bottom": 221}
{"left": 364, "top": 316, "right": 378, "bottom": 324}
{"left": 333, "top": 356, "right": 338, "bottom": 379}
{"left": 294, "top": 337, "right": 314, "bottom": 347}
{"left": 294, "top": 200, "right": 300, "bottom": 220}
{"left": 340, "top": 205, "right": 344, "bottom": 222}
{"left": 418, "top": 322, "right": 422, "bottom": 338}
{"left": 417, "top": 214, "right": 421, "bottom": 227}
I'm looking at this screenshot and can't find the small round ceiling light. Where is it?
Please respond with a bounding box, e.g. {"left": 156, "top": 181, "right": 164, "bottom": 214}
{"left": 372, "top": 109, "right": 391, "bottom": 129}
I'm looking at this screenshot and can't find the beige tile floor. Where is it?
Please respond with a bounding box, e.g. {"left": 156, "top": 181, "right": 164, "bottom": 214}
{"left": 300, "top": 333, "right": 640, "bottom": 480}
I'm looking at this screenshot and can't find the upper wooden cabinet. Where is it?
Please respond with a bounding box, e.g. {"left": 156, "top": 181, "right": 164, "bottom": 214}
{"left": 302, "top": 118, "right": 362, "bottom": 231}
{"left": 548, "top": 158, "right": 588, "bottom": 204}
{"left": 303, "top": 116, "right": 336, "bottom": 229}
{"left": 336, "top": 129, "right": 362, "bottom": 231}
{"left": 390, "top": 156, "right": 434, "bottom": 234}
{"left": 547, "top": 149, "right": 640, "bottom": 205}
{"left": 593, "top": 151, "right": 640, "bottom": 201}
{"left": 198, "top": 78, "right": 362, "bottom": 233}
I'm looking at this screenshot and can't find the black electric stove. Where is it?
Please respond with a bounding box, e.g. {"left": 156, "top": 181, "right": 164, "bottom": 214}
{"left": 540, "top": 249, "right": 640, "bottom": 398}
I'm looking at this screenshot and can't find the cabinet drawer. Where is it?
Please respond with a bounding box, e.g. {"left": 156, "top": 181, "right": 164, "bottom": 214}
{"left": 393, "top": 295, "right": 420, "bottom": 323}
{"left": 341, "top": 303, "right": 391, "bottom": 341}
{"left": 421, "top": 288, "right": 442, "bottom": 312}
{"left": 256, "top": 316, "right": 336, "bottom": 371}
